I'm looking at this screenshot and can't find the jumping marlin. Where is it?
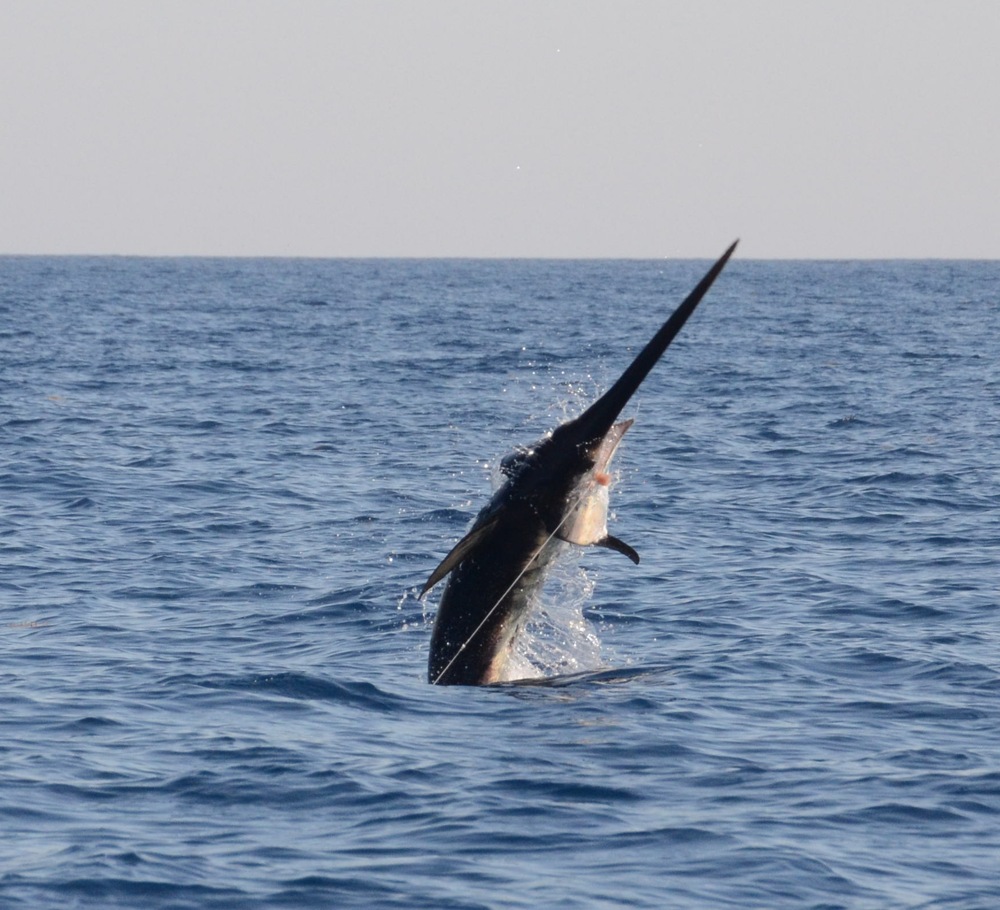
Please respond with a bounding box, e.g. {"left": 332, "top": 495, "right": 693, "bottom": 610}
{"left": 422, "top": 242, "right": 738, "bottom": 686}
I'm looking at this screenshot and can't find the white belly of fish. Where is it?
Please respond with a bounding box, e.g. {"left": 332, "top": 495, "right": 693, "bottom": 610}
{"left": 560, "top": 476, "right": 611, "bottom": 546}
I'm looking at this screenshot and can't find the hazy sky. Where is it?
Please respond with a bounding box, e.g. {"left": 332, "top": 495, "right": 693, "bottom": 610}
{"left": 2, "top": 1, "right": 998, "bottom": 258}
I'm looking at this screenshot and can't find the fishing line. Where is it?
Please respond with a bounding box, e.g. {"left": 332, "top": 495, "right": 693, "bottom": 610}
{"left": 430, "top": 479, "right": 596, "bottom": 685}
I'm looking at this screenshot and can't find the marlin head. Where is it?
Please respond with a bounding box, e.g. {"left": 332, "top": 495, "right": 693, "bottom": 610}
{"left": 423, "top": 241, "right": 738, "bottom": 685}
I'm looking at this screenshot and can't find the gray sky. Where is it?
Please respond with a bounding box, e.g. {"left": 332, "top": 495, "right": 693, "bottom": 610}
{"left": 2, "top": 1, "right": 998, "bottom": 258}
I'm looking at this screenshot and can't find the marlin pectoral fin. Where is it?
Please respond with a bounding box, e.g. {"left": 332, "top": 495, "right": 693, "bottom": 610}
{"left": 421, "top": 518, "right": 500, "bottom": 597}
{"left": 596, "top": 534, "right": 640, "bottom": 564}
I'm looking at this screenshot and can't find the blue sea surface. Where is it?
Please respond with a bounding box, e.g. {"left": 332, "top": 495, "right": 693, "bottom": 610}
{"left": 2, "top": 255, "right": 999, "bottom": 909}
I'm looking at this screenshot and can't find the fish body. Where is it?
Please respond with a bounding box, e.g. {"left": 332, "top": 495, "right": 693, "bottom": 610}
{"left": 424, "top": 242, "right": 738, "bottom": 685}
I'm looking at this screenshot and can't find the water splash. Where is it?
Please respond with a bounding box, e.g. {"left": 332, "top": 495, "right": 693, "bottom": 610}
{"left": 501, "top": 552, "right": 605, "bottom": 682}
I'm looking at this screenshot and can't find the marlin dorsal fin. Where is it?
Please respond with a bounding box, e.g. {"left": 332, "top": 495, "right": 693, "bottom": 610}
{"left": 421, "top": 517, "right": 500, "bottom": 597}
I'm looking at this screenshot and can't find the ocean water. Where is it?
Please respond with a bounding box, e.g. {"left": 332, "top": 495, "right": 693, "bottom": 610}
{"left": 2, "top": 254, "right": 999, "bottom": 909}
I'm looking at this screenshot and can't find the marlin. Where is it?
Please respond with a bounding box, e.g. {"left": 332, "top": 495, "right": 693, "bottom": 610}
{"left": 422, "top": 241, "right": 738, "bottom": 685}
